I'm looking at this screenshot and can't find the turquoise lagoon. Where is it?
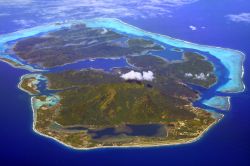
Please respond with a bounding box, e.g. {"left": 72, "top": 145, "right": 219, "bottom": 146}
{"left": 203, "top": 96, "right": 231, "bottom": 111}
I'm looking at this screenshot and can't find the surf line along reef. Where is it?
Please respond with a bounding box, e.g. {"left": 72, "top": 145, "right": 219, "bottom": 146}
{"left": 0, "top": 18, "right": 245, "bottom": 149}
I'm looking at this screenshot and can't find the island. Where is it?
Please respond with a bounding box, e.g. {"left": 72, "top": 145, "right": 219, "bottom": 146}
{"left": 0, "top": 18, "right": 245, "bottom": 150}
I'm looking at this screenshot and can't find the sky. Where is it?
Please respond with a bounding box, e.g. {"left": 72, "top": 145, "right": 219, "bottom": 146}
{"left": 0, "top": 0, "right": 249, "bottom": 30}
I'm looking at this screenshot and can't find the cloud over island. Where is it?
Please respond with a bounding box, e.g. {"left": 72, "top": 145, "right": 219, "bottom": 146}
{"left": 121, "top": 70, "right": 154, "bottom": 81}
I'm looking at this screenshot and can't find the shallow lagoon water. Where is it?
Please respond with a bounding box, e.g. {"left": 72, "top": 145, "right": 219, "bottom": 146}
{"left": 32, "top": 95, "right": 60, "bottom": 110}
{"left": 203, "top": 96, "right": 230, "bottom": 111}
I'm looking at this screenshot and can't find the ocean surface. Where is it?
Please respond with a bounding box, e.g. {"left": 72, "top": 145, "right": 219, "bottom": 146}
{"left": 0, "top": 0, "right": 250, "bottom": 165}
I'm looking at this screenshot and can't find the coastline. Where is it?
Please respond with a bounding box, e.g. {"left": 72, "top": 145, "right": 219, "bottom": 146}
{"left": 29, "top": 92, "right": 220, "bottom": 150}
{"left": 0, "top": 57, "right": 44, "bottom": 72}
{"left": 18, "top": 74, "right": 40, "bottom": 95}
{"left": 32, "top": 109, "right": 219, "bottom": 150}
{"left": 18, "top": 74, "right": 35, "bottom": 96}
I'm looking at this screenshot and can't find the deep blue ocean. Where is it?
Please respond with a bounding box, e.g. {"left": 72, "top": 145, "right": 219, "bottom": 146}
{"left": 0, "top": 0, "right": 250, "bottom": 165}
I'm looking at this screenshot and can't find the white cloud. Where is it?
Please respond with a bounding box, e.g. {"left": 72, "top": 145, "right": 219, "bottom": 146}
{"left": 121, "top": 70, "right": 154, "bottom": 81}
{"left": 194, "top": 73, "right": 206, "bottom": 80}
{"left": 121, "top": 70, "right": 143, "bottom": 81}
{"left": 185, "top": 72, "right": 210, "bottom": 80}
{"left": 0, "top": 0, "right": 200, "bottom": 21}
{"left": 142, "top": 71, "right": 154, "bottom": 81}
{"left": 226, "top": 13, "right": 250, "bottom": 23}
{"left": 189, "top": 25, "right": 197, "bottom": 31}
{"left": 185, "top": 73, "right": 193, "bottom": 77}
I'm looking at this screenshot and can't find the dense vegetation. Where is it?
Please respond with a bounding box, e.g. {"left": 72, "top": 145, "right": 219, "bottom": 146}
{"left": 44, "top": 69, "right": 196, "bottom": 126}
{"left": 56, "top": 82, "right": 195, "bottom": 126}
{"left": 127, "top": 52, "right": 217, "bottom": 88}
{"left": 13, "top": 24, "right": 163, "bottom": 68}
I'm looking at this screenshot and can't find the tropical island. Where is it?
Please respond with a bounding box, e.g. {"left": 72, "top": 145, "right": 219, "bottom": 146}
{"left": 0, "top": 18, "right": 245, "bottom": 149}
